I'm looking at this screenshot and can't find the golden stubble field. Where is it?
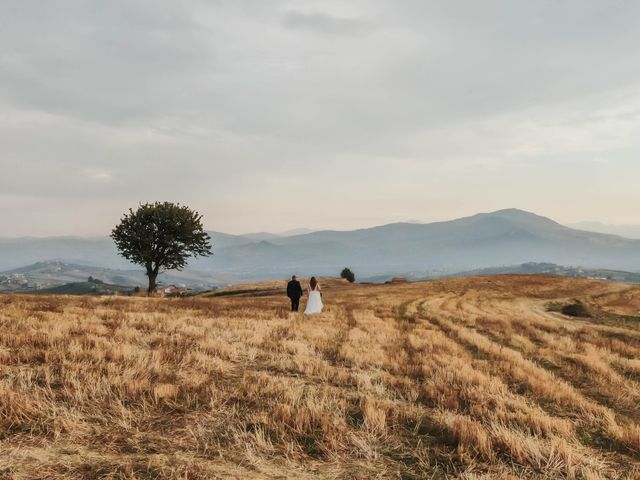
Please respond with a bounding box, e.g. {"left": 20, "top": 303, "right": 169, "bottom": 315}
{"left": 1, "top": 275, "right": 640, "bottom": 479}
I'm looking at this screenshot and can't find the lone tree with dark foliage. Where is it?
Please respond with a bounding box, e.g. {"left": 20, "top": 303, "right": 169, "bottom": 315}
{"left": 340, "top": 267, "right": 355, "bottom": 283}
{"left": 111, "top": 202, "right": 212, "bottom": 294}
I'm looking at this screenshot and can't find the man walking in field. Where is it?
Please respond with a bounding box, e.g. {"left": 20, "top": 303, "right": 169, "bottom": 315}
{"left": 286, "top": 275, "right": 304, "bottom": 312}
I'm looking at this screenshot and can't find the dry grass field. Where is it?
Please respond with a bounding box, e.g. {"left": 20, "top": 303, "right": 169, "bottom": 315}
{"left": 1, "top": 275, "right": 640, "bottom": 479}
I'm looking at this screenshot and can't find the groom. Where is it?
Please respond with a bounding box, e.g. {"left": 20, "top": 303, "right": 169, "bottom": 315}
{"left": 286, "top": 275, "right": 304, "bottom": 312}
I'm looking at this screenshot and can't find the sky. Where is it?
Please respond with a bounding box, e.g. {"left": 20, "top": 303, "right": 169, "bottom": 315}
{"left": 1, "top": 0, "right": 640, "bottom": 236}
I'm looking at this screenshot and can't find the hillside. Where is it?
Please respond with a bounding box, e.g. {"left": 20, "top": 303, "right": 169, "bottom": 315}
{"left": 452, "top": 262, "right": 640, "bottom": 284}
{"left": 0, "top": 261, "right": 236, "bottom": 292}
{"left": 570, "top": 222, "right": 640, "bottom": 239}
{"left": 1, "top": 276, "right": 639, "bottom": 478}
{"left": 1, "top": 209, "right": 640, "bottom": 283}
{"left": 34, "top": 280, "right": 136, "bottom": 296}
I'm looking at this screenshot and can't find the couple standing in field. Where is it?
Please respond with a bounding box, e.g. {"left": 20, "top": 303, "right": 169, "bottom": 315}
{"left": 286, "top": 275, "right": 323, "bottom": 314}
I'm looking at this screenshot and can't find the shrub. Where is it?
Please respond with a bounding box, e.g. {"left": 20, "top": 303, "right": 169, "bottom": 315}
{"left": 561, "top": 302, "right": 591, "bottom": 318}
{"left": 340, "top": 268, "right": 355, "bottom": 283}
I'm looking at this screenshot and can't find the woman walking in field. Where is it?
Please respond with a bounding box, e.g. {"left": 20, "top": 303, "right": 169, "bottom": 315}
{"left": 304, "top": 277, "right": 323, "bottom": 314}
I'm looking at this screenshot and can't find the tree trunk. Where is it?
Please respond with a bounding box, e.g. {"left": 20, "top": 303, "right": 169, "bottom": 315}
{"left": 147, "top": 271, "right": 157, "bottom": 296}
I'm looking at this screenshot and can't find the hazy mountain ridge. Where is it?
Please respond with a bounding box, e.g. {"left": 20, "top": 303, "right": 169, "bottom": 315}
{"left": 569, "top": 222, "right": 640, "bottom": 239}
{"left": 1, "top": 209, "right": 640, "bottom": 287}
{"left": 190, "top": 209, "right": 640, "bottom": 277}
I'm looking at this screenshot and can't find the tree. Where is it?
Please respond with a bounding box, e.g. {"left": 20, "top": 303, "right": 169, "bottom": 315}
{"left": 340, "top": 267, "right": 355, "bottom": 283}
{"left": 111, "top": 202, "right": 212, "bottom": 294}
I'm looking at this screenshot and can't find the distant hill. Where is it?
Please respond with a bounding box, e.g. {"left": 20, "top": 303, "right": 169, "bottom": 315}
{"left": 451, "top": 262, "right": 640, "bottom": 284}
{"left": 237, "top": 232, "right": 282, "bottom": 242}
{"left": 0, "top": 236, "right": 126, "bottom": 271}
{"left": 0, "top": 261, "right": 237, "bottom": 292}
{"left": 569, "top": 221, "right": 640, "bottom": 239}
{"left": 35, "top": 280, "right": 135, "bottom": 296}
{"left": 277, "top": 228, "right": 315, "bottom": 236}
{"left": 1, "top": 209, "right": 640, "bottom": 283}
{"left": 0, "top": 231, "right": 273, "bottom": 271}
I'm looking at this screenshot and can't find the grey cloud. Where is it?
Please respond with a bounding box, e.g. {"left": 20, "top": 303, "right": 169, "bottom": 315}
{"left": 0, "top": 0, "right": 215, "bottom": 124}
{"left": 3, "top": 0, "right": 639, "bottom": 145}
{"left": 282, "top": 11, "right": 371, "bottom": 35}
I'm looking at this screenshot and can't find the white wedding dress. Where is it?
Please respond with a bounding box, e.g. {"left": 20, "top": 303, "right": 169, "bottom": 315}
{"left": 304, "top": 285, "right": 323, "bottom": 314}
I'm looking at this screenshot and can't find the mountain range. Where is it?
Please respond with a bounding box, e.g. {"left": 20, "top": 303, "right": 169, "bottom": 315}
{"left": 1, "top": 209, "right": 639, "bottom": 288}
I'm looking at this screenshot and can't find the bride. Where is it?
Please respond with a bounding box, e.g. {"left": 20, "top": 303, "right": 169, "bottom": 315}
{"left": 304, "top": 276, "right": 323, "bottom": 314}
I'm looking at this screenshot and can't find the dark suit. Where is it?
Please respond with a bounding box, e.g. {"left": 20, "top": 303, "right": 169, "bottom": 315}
{"left": 287, "top": 279, "right": 303, "bottom": 312}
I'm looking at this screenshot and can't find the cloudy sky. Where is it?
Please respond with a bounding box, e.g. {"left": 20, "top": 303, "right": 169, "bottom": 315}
{"left": 1, "top": 0, "right": 639, "bottom": 236}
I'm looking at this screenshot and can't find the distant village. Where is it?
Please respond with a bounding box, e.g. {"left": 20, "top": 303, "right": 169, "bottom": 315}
{"left": 0, "top": 273, "right": 193, "bottom": 296}
{"left": 0, "top": 273, "right": 43, "bottom": 291}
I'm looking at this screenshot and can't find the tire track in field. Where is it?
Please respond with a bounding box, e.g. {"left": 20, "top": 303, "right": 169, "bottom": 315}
{"left": 418, "top": 294, "right": 640, "bottom": 460}
{"left": 411, "top": 297, "right": 625, "bottom": 476}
